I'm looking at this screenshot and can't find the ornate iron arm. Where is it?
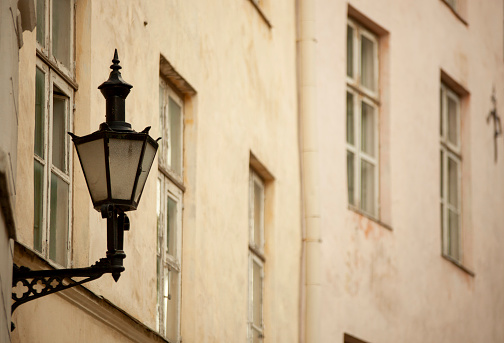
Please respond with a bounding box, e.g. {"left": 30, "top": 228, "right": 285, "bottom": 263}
{"left": 11, "top": 258, "right": 124, "bottom": 315}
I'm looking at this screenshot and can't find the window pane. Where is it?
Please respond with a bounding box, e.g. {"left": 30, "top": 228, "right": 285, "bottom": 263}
{"left": 34, "top": 161, "right": 44, "bottom": 253}
{"left": 253, "top": 181, "right": 263, "bottom": 249}
{"left": 346, "top": 92, "right": 354, "bottom": 145}
{"left": 35, "top": 68, "right": 45, "bottom": 158}
{"left": 36, "top": 0, "right": 45, "bottom": 46}
{"left": 440, "top": 150, "right": 444, "bottom": 197}
{"left": 166, "top": 196, "right": 177, "bottom": 256}
{"left": 347, "top": 151, "right": 355, "bottom": 205}
{"left": 361, "top": 102, "right": 375, "bottom": 156}
{"left": 49, "top": 172, "right": 69, "bottom": 265}
{"left": 439, "top": 88, "right": 443, "bottom": 137}
{"left": 52, "top": 0, "right": 71, "bottom": 68}
{"left": 52, "top": 93, "right": 67, "bottom": 171}
{"left": 108, "top": 138, "right": 144, "bottom": 200}
{"left": 448, "top": 209, "right": 460, "bottom": 260}
{"left": 360, "top": 160, "right": 375, "bottom": 215}
{"left": 252, "top": 259, "right": 263, "bottom": 327}
{"left": 447, "top": 157, "right": 458, "bottom": 208}
{"left": 447, "top": 96, "right": 458, "bottom": 146}
{"left": 346, "top": 25, "right": 353, "bottom": 78}
{"left": 360, "top": 35, "right": 375, "bottom": 91}
{"left": 165, "top": 269, "right": 179, "bottom": 342}
{"left": 168, "top": 97, "right": 182, "bottom": 175}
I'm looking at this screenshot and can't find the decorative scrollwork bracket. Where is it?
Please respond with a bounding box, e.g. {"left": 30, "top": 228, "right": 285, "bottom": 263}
{"left": 11, "top": 258, "right": 124, "bottom": 331}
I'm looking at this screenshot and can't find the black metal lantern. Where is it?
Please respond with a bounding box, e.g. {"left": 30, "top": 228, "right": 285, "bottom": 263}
{"left": 70, "top": 51, "right": 158, "bottom": 212}
{"left": 11, "top": 51, "right": 158, "bottom": 328}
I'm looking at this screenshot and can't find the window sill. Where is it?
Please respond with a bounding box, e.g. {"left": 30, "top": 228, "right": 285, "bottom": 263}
{"left": 442, "top": 254, "right": 475, "bottom": 276}
{"left": 347, "top": 205, "right": 392, "bottom": 231}
{"left": 36, "top": 49, "right": 78, "bottom": 90}
{"left": 247, "top": 0, "right": 272, "bottom": 28}
{"left": 440, "top": 0, "right": 468, "bottom": 26}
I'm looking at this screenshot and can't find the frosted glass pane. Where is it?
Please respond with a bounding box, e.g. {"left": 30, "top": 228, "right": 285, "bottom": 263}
{"left": 166, "top": 196, "right": 177, "bottom": 256}
{"left": 346, "top": 92, "right": 354, "bottom": 145}
{"left": 347, "top": 151, "right": 355, "bottom": 205}
{"left": 164, "top": 270, "right": 179, "bottom": 341}
{"left": 447, "top": 97, "right": 458, "bottom": 146}
{"left": 108, "top": 138, "right": 143, "bottom": 200}
{"left": 169, "top": 97, "right": 182, "bottom": 174}
{"left": 448, "top": 157, "right": 458, "bottom": 208}
{"left": 252, "top": 260, "right": 263, "bottom": 327}
{"left": 448, "top": 209, "right": 460, "bottom": 260}
{"left": 34, "top": 161, "right": 44, "bottom": 252}
{"left": 134, "top": 142, "right": 157, "bottom": 203}
{"left": 346, "top": 26, "right": 353, "bottom": 78}
{"left": 52, "top": 94, "right": 67, "bottom": 172}
{"left": 52, "top": 0, "right": 71, "bottom": 68}
{"left": 49, "top": 173, "right": 69, "bottom": 265}
{"left": 361, "top": 35, "right": 375, "bottom": 91}
{"left": 76, "top": 138, "right": 108, "bottom": 202}
{"left": 360, "top": 160, "right": 375, "bottom": 215}
{"left": 36, "top": 0, "right": 45, "bottom": 46}
{"left": 253, "top": 181, "right": 263, "bottom": 249}
{"left": 361, "top": 102, "right": 375, "bottom": 156}
{"left": 35, "top": 68, "right": 45, "bottom": 158}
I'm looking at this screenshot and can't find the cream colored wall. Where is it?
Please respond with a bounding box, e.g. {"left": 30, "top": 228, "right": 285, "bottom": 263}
{"left": 317, "top": 0, "right": 504, "bottom": 342}
{"left": 14, "top": 0, "right": 300, "bottom": 341}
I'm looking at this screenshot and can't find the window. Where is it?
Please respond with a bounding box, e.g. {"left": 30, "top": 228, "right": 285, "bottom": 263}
{"left": 248, "top": 169, "right": 265, "bottom": 342}
{"left": 157, "top": 78, "right": 184, "bottom": 341}
{"left": 34, "top": 0, "right": 74, "bottom": 266}
{"left": 346, "top": 19, "right": 379, "bottom": 218}
{"left": 440, "top": 84, "right": 462, "bottom": 262}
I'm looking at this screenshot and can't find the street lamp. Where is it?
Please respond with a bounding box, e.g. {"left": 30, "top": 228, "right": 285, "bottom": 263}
{"left": 11, "top": 50, "right": 158, "bottom": 327}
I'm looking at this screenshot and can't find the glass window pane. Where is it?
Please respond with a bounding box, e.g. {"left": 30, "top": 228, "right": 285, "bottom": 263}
{"left": 448, "top": 157, "right": 458, "bottom": 208}
{"left": 52, "top": 0, "right": 71, "bottom": 68}
{"left": 448, "top": 209, "right": 460, "bottom": 260}
{"left": 165, "top": 270, "right": 179, "bottom": 342}
{"left": 134, "top": 142, "right": 157, "bottom": 203}
{"left": 360, "top": 160, "right": 376, "bottom": 215}
{"left": 447, "top": 96, "right": 458, "bottom": 146}
{"left": 52, "top": 93, "right": 67, "bottom": 172}
{"left": 166, "top": 196, "right": 177, "bottom": 256}
{"left": 49, "top": 173, "right": 69, "bottom": 265}
{"left": 440, "top": 150, "right": 444, "bottom": 197}
{"left": 346, "top": 25, "right": 353, "bottom": 78}
{"left": 108, "top": 138, "right": 144, "bottom": 200}
{"left": 75, "top": 138, "right": 108, "bottom": 202}
{"left": 34, "top": 161, "right": 44, "bottom": 253}
{"left": 360, "top": 35, "right": 375, "bottom": 91}
{"left": 36, "top": 0, "right": 45, "bottom": 46}
{"left": 252, "top": 260, "right": 263, "bottom": 327}
{"left": 346, "top": 92, "right": 354, "bottom": 145}
{"left": 440, "top": 88, "right": 443, "bottom": 137}
{"left": 253, "top": 181, "right": 263, "bottom": 249}
{"left": 35, "top": 68, "right": 45, "bottom": 158}
{"left": 347, "top": 151, "right": 355, "bottom": 205}
{"left": 168, "top": 97, "right": 182, "bottom": 175}
{"left": 361, "top": 101, "right": 375, "bottom": 156}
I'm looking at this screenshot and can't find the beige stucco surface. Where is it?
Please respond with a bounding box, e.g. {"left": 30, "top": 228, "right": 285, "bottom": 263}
{"left": 317, "top": 0, "right": 504, "bottom": 342}
{"left": 13, "top": 0, "right": 300, "bottom": 341}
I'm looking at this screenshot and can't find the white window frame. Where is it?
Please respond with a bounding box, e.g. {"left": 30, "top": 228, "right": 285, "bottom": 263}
{"left": 34, "top": 58, "right": 73, "bottom": 267}
{"left": 157, "top": 80, "right": 185, "bottom": 342}
{"left": 36, "top": 0, "right": 75, "bottom": 79}
{"left": 346, "top": 19, "right": 380, "bottom": 219}
{"left": 440, "top": 84, "right": 462, "bottom": 262}
{"left": 248, "top": 169, "right": 265, "bottom": 342}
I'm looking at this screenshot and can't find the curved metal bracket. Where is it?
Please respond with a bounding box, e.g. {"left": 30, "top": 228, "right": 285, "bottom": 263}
{"left": 11, "top": 258, "right": 124, "bottom": 331}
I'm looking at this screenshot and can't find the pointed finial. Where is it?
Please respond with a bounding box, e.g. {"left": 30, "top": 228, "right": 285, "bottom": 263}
{"left": 111, "top": 49, "right": 122, "bottom": 72}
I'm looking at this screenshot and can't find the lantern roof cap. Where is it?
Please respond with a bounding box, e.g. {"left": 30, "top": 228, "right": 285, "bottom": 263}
{"left": 98, "top": 49, "right": 133, "bottom": 93}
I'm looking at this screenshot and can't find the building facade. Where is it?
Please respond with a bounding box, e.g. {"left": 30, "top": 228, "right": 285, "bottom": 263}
{"left": 4, "top": 0, "right": 504, "bottom": 342}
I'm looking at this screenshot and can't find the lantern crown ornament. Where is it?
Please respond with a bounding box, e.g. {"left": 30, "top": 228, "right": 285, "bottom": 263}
{"left": 69, "top": 50, "right": 159, "bottom": 212}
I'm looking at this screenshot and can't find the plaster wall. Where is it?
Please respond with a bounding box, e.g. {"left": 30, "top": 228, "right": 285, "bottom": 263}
{"left": 14, "top": 0, "right": 300, "bottom": 341}
{"left": 316, "top": 0, "right": 504, "bottom": 342}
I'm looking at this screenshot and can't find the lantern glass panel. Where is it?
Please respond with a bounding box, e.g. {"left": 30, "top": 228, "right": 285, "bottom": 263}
{"left": 108, "top": 138, "right": 144, "bottom": 200}
{"left": 134, "top": 141, "right": 157, "bottom": 203}
{"left": 76, "top": 138, "right": 108, "bottom": 203}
